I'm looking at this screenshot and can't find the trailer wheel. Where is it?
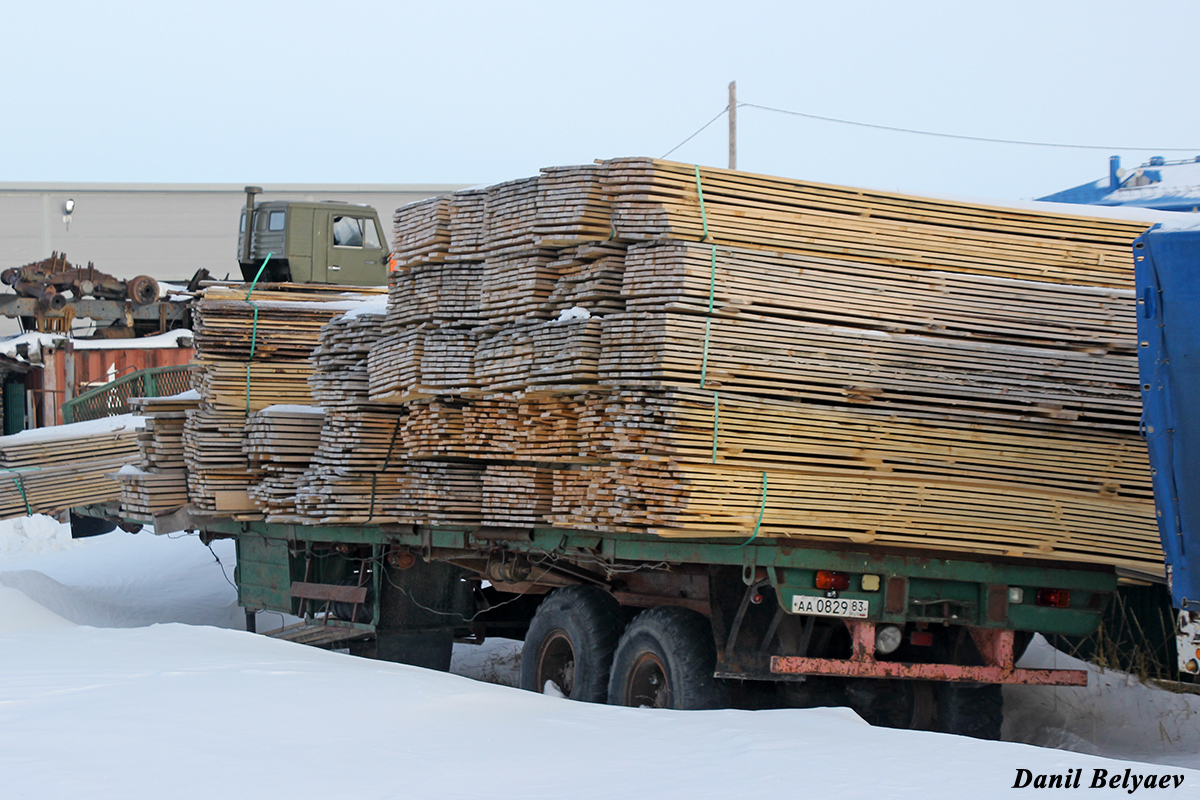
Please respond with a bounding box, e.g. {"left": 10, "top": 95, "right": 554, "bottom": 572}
{"left": 607, "top": 606, "right": 729, "bottom": 710}
{"left": 843, "top": 678, "right": 937, "bottom": 731}
{"left": 519, "top": 585, "right": 624, "bottom": 703}
{"left": 69, "top": 511, "right": 116, "bottom": 539}
{"left": 936, "top": 683, "right": 1003, "bottom": 740}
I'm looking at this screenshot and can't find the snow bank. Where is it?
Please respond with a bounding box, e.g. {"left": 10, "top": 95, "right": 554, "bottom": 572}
{"left": 0, "top": 526, "right": 241, "bottom": 629}
{"left": 0, "top": 618, "right": 1194, "bottom": 800}
{"left": 0, "top": 585, "right": 74, "bottom": 633}
{"left": 449, "top": 637, "right": 522, "bottom": 686}
{"left": 0, "top": 513, "right": 74, "bottom": 558}
{"left": 1007, "top": 636, "right": 1200, "bottom": 770}
{"left": 0, "top": 522, "right": 1197, "bottom": 798}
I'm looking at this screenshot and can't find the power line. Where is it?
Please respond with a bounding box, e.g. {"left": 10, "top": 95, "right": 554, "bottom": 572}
{"left": 738, "top": 101, "right": 1200, "bottom": 153}
{"left": 662, "top": 106, "right": 729, "bottom": 159}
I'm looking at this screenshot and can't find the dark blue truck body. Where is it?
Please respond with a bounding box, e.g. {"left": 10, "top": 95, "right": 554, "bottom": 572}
{"left": 1134, "top": 224, "right": 1200, "bottom": 611}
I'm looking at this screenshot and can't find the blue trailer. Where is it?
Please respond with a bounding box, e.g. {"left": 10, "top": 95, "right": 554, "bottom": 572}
{"left": 1133, "top": 222, "right": 1200, "bottom": 676}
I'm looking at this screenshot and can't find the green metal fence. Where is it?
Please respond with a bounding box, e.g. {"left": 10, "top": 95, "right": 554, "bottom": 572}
{"left": 61, "top": 365, "right": 193, "bottom": 424}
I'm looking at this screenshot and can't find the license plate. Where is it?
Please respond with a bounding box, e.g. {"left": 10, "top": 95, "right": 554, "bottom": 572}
{"left": 792, "top": 595, "right": 869, "bottom": 618}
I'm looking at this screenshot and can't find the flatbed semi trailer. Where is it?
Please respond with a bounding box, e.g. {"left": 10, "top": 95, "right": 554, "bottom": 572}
{"left": 65, "top": 159, "right": 1191, "bottom": 741}
{"left": 196, "top": 515, "right": 1115, "bottom": 739}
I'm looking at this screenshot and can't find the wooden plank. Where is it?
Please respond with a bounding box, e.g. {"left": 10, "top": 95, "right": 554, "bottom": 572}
{"left": 289, "top": 582, "right": 368, "bottom": 603}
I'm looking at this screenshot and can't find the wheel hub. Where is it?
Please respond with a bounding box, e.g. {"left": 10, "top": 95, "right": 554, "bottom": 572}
{"left": 536, "top": 630, "right": 577, "bottom": 696}
{"left": 626, "top": 653, "right": 670, "bottom": 708}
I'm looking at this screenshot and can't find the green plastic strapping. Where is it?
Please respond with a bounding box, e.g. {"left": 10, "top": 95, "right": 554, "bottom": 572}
{"left": 738, "top": 472, "right": 768, "bottom": 548}
{"left": 699, "top": 244, "right": 718, "bottom": 388}
{"left": 2, "top": 467, "right": 41, "bottom": 517}
{"left": 248, "top": 303, "right": 261, "bottom": 360}
{"left": 244, "top": 252, "right": 272, "bottom": 358}
{"left": 694, "top": 164, "right": 710, "bottom": 241}
{"left": 708, "top": 245, "right": 717, "bottom": 313}
{"left": 11, "top": 475, "right": 30, "bottom": 517}
{"left": 245, "top": 253, "right": 274, "bottom": 300}
{"left": 710, "top": 391, "right": 720, "bottom": 464}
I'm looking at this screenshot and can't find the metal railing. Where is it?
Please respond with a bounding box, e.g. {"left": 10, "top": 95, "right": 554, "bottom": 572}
{"left": 61, "top": 365, "right": 193, "bottom": 424}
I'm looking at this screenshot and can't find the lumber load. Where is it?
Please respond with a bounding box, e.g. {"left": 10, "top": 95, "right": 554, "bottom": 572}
{"left": 482, "top": 464, "right": 554, "bottom": 526}
{"left": 546, "top": 460, "right": 1155, "bottom": 564}
{"left": 0, "top": 415, "right": 141, "bottom": 519}
{"left": 183, "top": 407, "right": 264, "bottom": 515}
{"left": 293, "top": 408, "right": 409, "bottom": 524}
{"left": 116, "top": 466, "right": 189, "bottom": 522}
{"left": 348, "top": 159, "right": 1167, "bottom": 572}
{"left": 127, "top": 392, "right": 199, "bottom": 471}
{"left": 391, "top": 461, "right": 484, "bottom": 526}
{"left": 245, "top": 405, "right": 326, "bottom": 521}
{"left": 115, "top": 158, "right": 1164, "bottom": 575}
{"left": 308, "top": 305, "right": 388, "bottom": 406}
{"left": 533, "top": 165, "right": 615, "bottom": 245}
{"left": 192, "top": 285, "right": 384, "bottom": 360}
{"left": 550, "top": 388, "right": 1156, "bottom": 566}
{"left": 483, "top": 176, "right": 542, "bottom": 254}
{"left": 620, "top": 241, "right": 1135, "bottom": 353}
{"left": 598, "top": 309, "right": 1138, "bottom": 429}
{"left": 117, "top": 392, "right": 201, "bottom": 521}
{"left": 179, "top": 283, "right": 385, "bottom": 518}
{"left": 387, "top": 261, "right": 482, "bottom": 327}
{"left": 391, "top": 195, "right": 452, "bottom": 268}
{"left": 593, "top": 389, "right": 1151, "bottom": 496}
{"left": 602, "top": 158, "right": 1148, "bottom": 288}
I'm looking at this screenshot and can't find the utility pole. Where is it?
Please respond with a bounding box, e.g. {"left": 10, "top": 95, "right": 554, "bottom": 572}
{"left": 729, "top": 81, "right": 737, "bottom": 170}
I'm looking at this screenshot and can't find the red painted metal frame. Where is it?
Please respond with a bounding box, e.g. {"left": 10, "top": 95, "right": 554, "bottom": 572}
{"left": 770, "top": 619, "right": 1088, "bottom": 686}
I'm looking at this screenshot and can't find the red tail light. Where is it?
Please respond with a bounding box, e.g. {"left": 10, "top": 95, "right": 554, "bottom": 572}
{"left": 910, "top": 630, "right": 934, "bottom": 647}
{"left": 815, "top": 571, "right": 850, "bottom": 591}
{"left": 1036, "top": 588, "right": 1071, "bottom": 608}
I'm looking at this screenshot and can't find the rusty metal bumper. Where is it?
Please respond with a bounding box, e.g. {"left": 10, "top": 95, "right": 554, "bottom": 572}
{"left": 770, "top": 620, "right": 1088, "bottom": 686}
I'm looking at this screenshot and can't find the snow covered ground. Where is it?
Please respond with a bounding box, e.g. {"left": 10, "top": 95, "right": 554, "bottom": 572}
{"left": 0, "top": 516, "right": 1197, "bottom": 799}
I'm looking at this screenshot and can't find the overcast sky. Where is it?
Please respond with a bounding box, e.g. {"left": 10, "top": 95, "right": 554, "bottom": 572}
{"left": 3, "top": 0, "right": 1198, "bottom": 202}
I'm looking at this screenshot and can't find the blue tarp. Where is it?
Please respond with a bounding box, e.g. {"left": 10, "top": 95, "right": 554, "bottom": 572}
{"left": 1134, "top": 224, "right": 1200, "bottom": 610}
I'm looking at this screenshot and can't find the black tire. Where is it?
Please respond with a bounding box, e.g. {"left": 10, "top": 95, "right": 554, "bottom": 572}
{"left": 519, "top": 585, "right": 625, "bottom": 702}
{"left": 607, "top": 606, "right": 729, "bottom": 710}
{"left": 331, "top": 574, "right": 373, "bottom": 624}
{"left": 936, "top": 683, "right": 1004, "bottom": 740}
{"left": 376, "top": 629, "right": 454, "bottom": 671}
{"left": 70, "top": 511, "right": 116, "bottom": 539}
{"left": 842, "top": 678, "right": 937, "bottom": 731}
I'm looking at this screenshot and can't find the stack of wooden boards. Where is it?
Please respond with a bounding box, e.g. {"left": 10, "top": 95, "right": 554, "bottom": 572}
{"left": 181, "top": 284, "right": 386, "bottom": 516}
{"left": 0, "top": 415, "right": 141, "bottom": 519}
{"left": 126, "top": 158, "right": 1164, "bottom": 576}
{"left": 116, "top": 393, "right": 200, "bottom": 521}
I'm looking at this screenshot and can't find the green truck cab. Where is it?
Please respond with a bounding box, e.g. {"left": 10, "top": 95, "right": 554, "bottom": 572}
{"left": 237, "top": 187, "right": 390, "bottom": 286}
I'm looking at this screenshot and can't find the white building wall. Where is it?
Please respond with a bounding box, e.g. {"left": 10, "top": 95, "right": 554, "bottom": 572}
{"left": 0, "top": 183, "right": 465, "bottom": 284}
